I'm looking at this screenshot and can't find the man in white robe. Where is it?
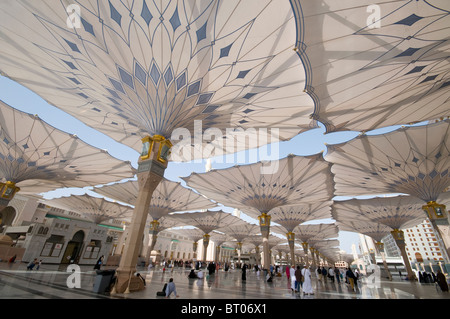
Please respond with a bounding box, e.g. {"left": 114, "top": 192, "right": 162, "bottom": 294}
{"left": 301, "top": 266, "right": 314, "bottom": 295}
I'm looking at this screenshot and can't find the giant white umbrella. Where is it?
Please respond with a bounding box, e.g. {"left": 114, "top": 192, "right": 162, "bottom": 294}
{"left": 0, "top": 1, "right": 320, "bottom": 292}
{"left": 183, "top": 153, "right": 335, "bottom": 270}
{"left": 332, "top": 196, "right": 428, "bottom": 280}
{"left": 44, "top": 193, "right": 133, "bottom": 225}
{"left": 294, "top": 0, "right": 450, "bottom": 133}
{"left": 335, "top": 217, "right": 394, "bottom": 281}
{"left": 0, "top": 100, "right": 135, "bottom": 210}
{"left": 168, "top": 210, "right": 243, "bottom": 261}
{"left": 269, "top": 201, "right": 333, "bottom": 265}
{"left": 325, "top": 120, "right": 450, "bottom": 263}
{"left": 93, "top": 178, "right": 216, "bottom": 262}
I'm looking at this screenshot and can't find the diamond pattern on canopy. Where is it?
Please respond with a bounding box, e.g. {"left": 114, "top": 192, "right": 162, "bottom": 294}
{"left": 0, "top": 0, "right": 317, "bottom": 159}
{"left": 183, "top": 154, "right": 335, "bottom": 219}
{"left": 325, "top": 120, "right": 450, "bottom": 203}
{"left": 44, "top": 193, "right": 133, "bottom": 224}
{"left": 93, "top": 179, "right": 216, "bottom": 220}
{"left": 293, "top": 0, "right": 450, "bottom": 133}
{"left": 0, "top": 100, "right": 135, "bottom": 193}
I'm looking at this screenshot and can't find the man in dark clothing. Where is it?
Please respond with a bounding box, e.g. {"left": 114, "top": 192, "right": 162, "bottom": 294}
{"left": 436, "top": 269, "right": 449, "bottom": 292}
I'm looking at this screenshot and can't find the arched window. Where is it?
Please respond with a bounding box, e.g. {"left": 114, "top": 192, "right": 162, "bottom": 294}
{"left": 415, "top": 252, "right": 423, "bottom": 263}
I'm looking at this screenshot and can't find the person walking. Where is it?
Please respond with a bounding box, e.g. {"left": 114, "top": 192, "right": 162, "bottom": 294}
{"left": 436, "top": 269, "right": 448, "bottom": 292}
{"left": 94, "top": 255, "right": 104, "bottom": 270}
{"left": 321, "top": 266, "right": 327, "bottom": 282}
{"left": 289, "top": 265, "right": 296, "bottom": 292}
{"left": 242, "top": 263, "right": 248, "bottom": 281}
{"left": 335, "top": 267, "right": 341, "bottom": 284}
{"left": 165, "top": 278, "right": 179, "bottom": 298}
{"left": 286, "top": 265, "right": 290, "bottom": 281}
{"left": 328, "top": 267, "right": 334, "bottom": 283}
{"left": 346, "top": 267, "right": 356, "bottom": 292}
{"left": 26, "top": 258, "right": 38, "bottom": 270}
{"left": 301, "top": 266, "right": 314, "bottom": 295}
{"left": 295, "top": 265, "right": 303, "bottom": 292}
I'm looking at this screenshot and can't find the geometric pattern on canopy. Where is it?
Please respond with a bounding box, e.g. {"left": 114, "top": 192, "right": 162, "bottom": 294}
{"left": 325, "top": 120, "right": 450, "bottom": 202}
{"left": 292, "top": 0, "right": 450, "bottom": 133}
{"left": 269, "top": 201, "right": 333, "bottom": 233}
{"left": 92, "top": 179, "right": 216, "bottom": 220}
{"left": 168, "top": 210, "right": 243, "bottom": 235}
{"left": 43, "top": 193, "right": 134, "bottom": 224}
{"left": 183, "top": 154, "right": 335, "bottom": 219}
{"left": 0, "top": 100, "right": 135, "bottom": 194}
{"left": 332, "top": 195, "right": 426, "bottom": 231}
{"left": 0, "top": 1, "right": 316, "bottom": 159}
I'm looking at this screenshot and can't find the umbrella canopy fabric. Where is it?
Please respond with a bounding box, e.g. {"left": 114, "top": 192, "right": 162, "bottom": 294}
{"left": 332, "top": 196, "right": 426, "bottom": 230}
{"left": 93, "top": 178, "right": 216, "bottom": 220}
{"left": 325, "top": 120, "right": 450, "bottom": 203}
{"left": 168, "top": 210, "right": 243, "bottom": 235}
{"left": 0, "top": 1, "right": 317, "bottom": 160}
{"left": 0, "top": 100, "right": 135, "bottom": 194}
{"left": 291, "top": 223, "right": 339, "bottom": 243}
{"left": 183, "top": 154, "right": 335, "bottom": 219}
{"left": 269, "top": 201, "right": 333, "bottom": 233}
{"left": 44, "top": 193, "right": 134, "bottom": 224}
{"left": 335, "top": 219, "right": 392, "bottom": 243}
{"left": 217, "top": 222, "right": 260, "bottom": 243}
{"left": 294, "top": 0, "right": 450, "bottom": 133}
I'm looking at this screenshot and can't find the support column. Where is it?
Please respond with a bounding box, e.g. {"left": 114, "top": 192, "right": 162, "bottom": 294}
{"left": 255, "top": 246, "right": 261, "bottom": 266}
{"left": 214, "top": 245, "right": 221, "bottom": 263}
{"left": 301, "top": 242, "right": 309, "bottom": 266}
{"left": 113, "top": 135, "right": 171, "bottom": 293}
{"left": 145, "top": 220, "right": 160, "bottom": 265}
{"left": 310, "top": 247, "right": 317, "bottom": 270}
{"left": 202, "top": 234, "right": 210, "bottom": 262}
{"left": 193, "top": 242, "right": 198, "bottom": 260}
{"left": 375, "top": 241, "right": 392, "bottom": 281}
{"left": 391, "top": 229, "right": 416, "bottom": 281}
{"left": 258, "top": 212, "right": 271, "bottom": 270}
{"left": 287, "top": 232, "right": 295, "bottom": 266}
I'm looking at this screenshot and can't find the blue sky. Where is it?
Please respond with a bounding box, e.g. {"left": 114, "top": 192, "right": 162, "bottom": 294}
{"left": 1, "top": 74, "right": 403, "bottom": 254}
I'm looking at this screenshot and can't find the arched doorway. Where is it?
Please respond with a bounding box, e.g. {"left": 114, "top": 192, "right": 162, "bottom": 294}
{"left": 61, "top": 230, "right": 85, "bottom": 264}
{"left": 0, "top": 206, "right": 16, "bottom": 231}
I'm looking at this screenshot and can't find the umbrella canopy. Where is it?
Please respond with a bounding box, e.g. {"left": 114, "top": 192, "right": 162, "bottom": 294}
{"left": 291, "top": 223, "right": 339, "bottom": 243}
{"left": 217, "top": 221, "right": 260, "bottom": 243}
{"left": 269, "top": 201, "right": 333, "bottom": 233}
{"left": 0, "top": 100, "right": 135, "bottom": 194}
{"left": 169, "top": 210, "right": 243, "bottom": 235}
{"left": 0, "top": 1, "right": 317, "bottom": 159}
{"left": 93, "top": 179, "right": 216, "bottom": 220}
{"left": 44, "top": 193, "right": 133, "bottom": 224}
{"left": 332, "top": 196, "right": 426, "bottom": 230}
{"left": 335, "top": 219, "right": 392, "bottom": 244}
{"left": 295, "top": 0, "right": 450, "bottom": 133}
{"left": 183, "top": 154, "right": 335, "bottom": 219}
{"left": 325, "top": 120, "right": 450, "bottom": 203}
